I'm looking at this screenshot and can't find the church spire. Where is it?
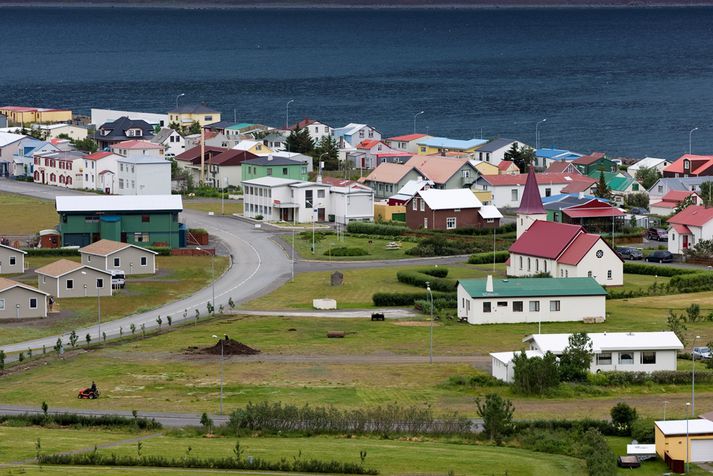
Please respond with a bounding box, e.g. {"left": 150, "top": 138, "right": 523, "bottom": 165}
{"left": 518, "top": 166, "right": 545, "bottom": 214}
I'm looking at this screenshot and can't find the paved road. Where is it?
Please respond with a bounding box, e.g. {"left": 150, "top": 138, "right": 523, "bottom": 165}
{"left": 0, "top": 179, "right": 292, "bottom": 358}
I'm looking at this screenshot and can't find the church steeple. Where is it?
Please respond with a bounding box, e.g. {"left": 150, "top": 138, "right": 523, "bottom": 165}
{"left": 516, "top": 167, "right": 547, "bottom": 238}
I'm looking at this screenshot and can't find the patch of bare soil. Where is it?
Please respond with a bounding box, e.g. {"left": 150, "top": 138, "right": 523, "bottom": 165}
{"left": 187, "top": 337, "right": 260, "bottom": 356}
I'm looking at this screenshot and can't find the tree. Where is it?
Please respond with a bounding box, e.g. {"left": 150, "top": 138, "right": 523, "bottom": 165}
{"left": 634, "top": 167, "right": 661, "bottom": 190}
{"left": 581, "top": 428, "right": 617, "bottom": 476}
{"left": 168, "top": 121, "right": 181, "bottom": 132}
{"left": 624, "top": 192, "right": 649, "bottom": 209}
{"left": 666, "top": 309, "right": 687, "bottom": 347}
{"left": 675, "top": 194, "right": 696, "bottom": 214}
{"left": 504, "top": 143, "right": 535, "bottom": 173}
{"left": 685, "top": 238, "right": 713, "bottom": 258}
{"left": 594, "top": 171, "right": 612, "bottom": 200}
{"left": 475, "top": 393, "right": 514, "bottom": 445}
{"left": 187, "top": 121, "right": 201, "bottom": 135}
{"left": 314, "top": 135, "right": 339, "bottom": 170}
{"left": 512, "top": 351, "right": 559, "bottom": 395}
{"left": 285, "top": 127, "right": 314, "bottom": 155}
{"left": 72, "top": 138, "right": 98, "bottom": 153}
{"left": 610, "top": 402, "right": 637, "bottom": 435}
{"left": 699, "top": 181, "right": 713, "bottom": 207}
{"left": 559, "top": 332, "right": 593, "bottom": 382}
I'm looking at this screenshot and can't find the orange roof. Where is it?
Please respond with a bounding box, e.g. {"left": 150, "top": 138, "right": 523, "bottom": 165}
{"left": 80, "top": 239, "right": 157, "bottom": 257}
{"left": 497, "top": 160, "right": 516, "bottom": 171}
{"left": 668, "top": 205, "right": 713, "bottom": 227}
{"left": 386, "top": 133, "right": 428, "bottom": 142}
{"left": 661, "top": 190, "right": 696, "bottom": 202}
{"left": 84, "top": 151, "right": 113, "bottom": 161}
{"left": 112, "top": 140, "right": 164, "bottom": 150}
{"left": 364, "top": 163, "right": 414, "bottom": 184}
{"left": 356, "top": 139, "right": 383, "bottom": 150}
{"left": 664, "top": 154, "right": 713, "bottom": 175}
{"left": 405, "top": 156, "right": 471, "bottom": 184}
{"left": 572, "top": 152, "right": 606, "bottom": 165}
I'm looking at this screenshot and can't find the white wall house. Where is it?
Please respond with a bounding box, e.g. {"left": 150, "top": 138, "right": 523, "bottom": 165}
{"left": 333, "top": 123, "right": 381, "bottom": 148}
{"left": 473, "top": 173, "right": 596, "bottom": 208}
{"left": 32, "top": 150, "right": 86, "bottom": 189}
{"left": 628, "top": 157, "right": 671, "bottom": 175}
{"left": 328, "top": 182, "right": 375, "bottom": 225}
{"left": 457, "top": 276, "right": 607, "bottom": 325}
{"left": 34, "top": 123, "right": 88, "bottom": 140}
{"left": 507, "top": 220, "right": 624, "bottom": 286}
{"left": 474, "top": 138, "right": 527, "bottom": 167}
{"left": 242, "top": 177, "right": 332, "bottom": 223}
{"left": 151, "top": 128, "right": 185, "bottom": 157}
{"left": 667, "top": 205, "right": 713, "bottom": 254}
{"left": 491, "top": 331, "right": 683, "bottom": 382}
{"left": 116, "top": 156, "right": 171, "bottom": 195}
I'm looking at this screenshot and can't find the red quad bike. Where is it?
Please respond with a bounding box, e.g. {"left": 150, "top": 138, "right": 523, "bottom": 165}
{"left": 77, "top": 387, "right": 100, "bottom": 399}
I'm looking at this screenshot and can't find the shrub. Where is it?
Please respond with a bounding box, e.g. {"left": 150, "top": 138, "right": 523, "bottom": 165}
{"left": 623, "top": 262, "right": 695, "bottom": 277}
{"left": 446, "top": 374, "right": 503, "bottom": 388}
{"left": 0, "top": 413, "right": 161, "bottom": 430}
{"left": 448, "top": 223, "right": 516, "bottom": 236}
{"left": 323, "top": 247, "right": 368, "bottom": 257}
{"left": 414, "top": 296, "right": 457, "bottom": 311}
{"left": 416, "top": 267, "right": 449, "bottom": 278}
{"left": 476, "top": 393, "right": 514, "bottom": 445}
{"left": 405, "top": 236, "right": 483, "bottom": 257}
{"left": 610, "top": 402, "right": 637, "bottom": 435}
{"left": 347, "top": 222, "right": 405, "bottom": 236}
{"left": 373, "top": 291, "right": 456, "bottom": 306}
{"left": 24, "top": 248, "right": 79, "bottom": 257}
{"left": 396, "top": 270, "right": 456, "bottom": 293}
{"left": 631, "top": 418, "right": 655, "bottom": 443}
{"left": 512, "top": 351, "right": 560, "bottom": 395}
{"left": 468, "top": 251, "right": 509, "bottom": 264}
{"left": 670, "top": 272, "right": 713, "bottom": 293}
{"left": 581, "top": 428, "right": 617, "bottom": 476}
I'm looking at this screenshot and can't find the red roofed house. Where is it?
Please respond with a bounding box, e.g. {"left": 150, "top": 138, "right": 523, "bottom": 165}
{"left": 664, "top": 154, "right": 713, "bottom": 178}
{"left": 474, "top": 172, "right": 596, "bottom": 208}
{"left": 405, "top": 188, "right": 501, "bottom": 230}
{"left": 384, "top": 133, "right": 430, "bottom": 153}
{"left": 650, "top": 190, "right": 702, "bottom": 216}
{"left": 83, "top": 151, "right": 121, "bottom": 194}
{"left": 507, "top": 220, "right": 623, "bottom": 286}
{"left": 667, "top": 205, "right": 713, "bottom": 255}
{"left": 175, "top": 145, "right": 228, "bottom": 184}
{"left": 350, "top": 140, "right": 401, "bottom": 169}
{"left": 545, "top": 161, "right": 581, "bottom": 175}
{"left": 497, "top": 160, "right": 520, "bottom": 175}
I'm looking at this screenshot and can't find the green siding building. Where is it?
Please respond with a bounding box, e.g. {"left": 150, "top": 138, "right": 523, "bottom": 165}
{"left": 241, "top": 156, "right": 309, "bottom": 182}
{"left": 56, "top": 195, "right": 183, "bottom": 248}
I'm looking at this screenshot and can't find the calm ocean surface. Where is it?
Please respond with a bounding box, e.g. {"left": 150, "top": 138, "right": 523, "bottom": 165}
{"left": 1, "top": 6, "right": 713, "bottom": 157}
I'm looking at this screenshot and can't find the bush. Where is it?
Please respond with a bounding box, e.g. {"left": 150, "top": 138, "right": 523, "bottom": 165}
{"left": 446, "top": 374, "right": 503, "bottom": 388}
{"left": 610, "top": 402, "right": 637, "bottom": 435}
{"left": 631, "top": 418, "right": 655, "bottom": 443}
{"left": 468, "top": 251, "right": 509, "bottom": 264}
{"left": 396, "top": 270, "right": 456, "bottom": 293}
{"left": 670, "top": 272, "right": 713, "bottom": 293}
{"left": 0, "top": 412, "right": 161, "bottom": 430}
{"left": 416, "top": 267, "right": 449, "bottom": 278}
{"left": 372, "top": 291, "right": 455, "bottom": 306}
{"left": 324, "top": 247, "right": 368, "bottom": 257}
{"left": 414, "top": 296, "right": 457, "bottom": 311}
{"left": 24, "top": 248, "right": 79, "bottom": 256}
{"left": 514, "top": 419, "right": 616, "bottom": 436}
{"left": 623, "top": 262, "right": 695, "bottom": 277}
{"left": 588, "top": 370, "right": 713, "bottom": 386}
{"left": 447, "top": 223, "right": 516, "bottom": 236}
{"left": 405, "top": 236, "right": 483, "bottom": 257}
{"left": 347, "top": 222, "right": 405, "bottom": 236}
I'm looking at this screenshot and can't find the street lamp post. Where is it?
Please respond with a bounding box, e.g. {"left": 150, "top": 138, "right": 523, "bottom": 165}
{"left": 286, "top": 99, "right": 294, "bottom": 130}
{"left": 693, "top": 335, "right": 701, "bottom": 417}
{"left": 535, "top": 118, "right": 547, "bottom": 150}
{"left": 413, "top": 111, "right": 424, "bottom": 134}
{"left": 686, "top": 402, "right": 691, "bottom": 474}
{"left": 221, "top": 176, "right": 228, "bottom": 216}
{"left": 211, "top": 334, "right": 225, "bottom": 415}
{"left": 426, "top": 282, "right": 433, "bottom": 364}
{"left": 689, "top": 127, "right": 699, "bottom": 155}
{"left": 175, "top": 93, "right": 185, "bottom": 110}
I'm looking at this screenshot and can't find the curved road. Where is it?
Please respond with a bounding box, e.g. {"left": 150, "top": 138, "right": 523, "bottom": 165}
{"left": 0, "top": 179, "right": 292, "bottom": 358}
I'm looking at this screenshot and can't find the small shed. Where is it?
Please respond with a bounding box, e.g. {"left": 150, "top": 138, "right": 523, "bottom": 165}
{"left": 79, "top": 239, "right": 158, "bottom": 275}
{"left": 35, "top": 259, "right": 113, "bottom": 299}
{"left": 655, "top": 419, "right": 713, "bottom": 471}
{"left": 0, "top": 243, "right": 27, "bottom": 275}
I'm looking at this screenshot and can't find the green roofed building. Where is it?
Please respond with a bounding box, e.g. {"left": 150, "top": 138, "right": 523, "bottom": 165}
{"left": 55, "top": 195, "right": 184, "bottom": 248}
{"left": 457, "top": 276, "right": 606, "bottom": 325}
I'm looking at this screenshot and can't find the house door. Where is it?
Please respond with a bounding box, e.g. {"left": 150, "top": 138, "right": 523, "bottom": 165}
{"left": 318, "top": 208, "right": 326, "bottom": 221}
{"left": 683, "top": 235, "right": 689, "bottom": 249}
{"left": 424, "top": 217, "right": 428, "bottom": 229}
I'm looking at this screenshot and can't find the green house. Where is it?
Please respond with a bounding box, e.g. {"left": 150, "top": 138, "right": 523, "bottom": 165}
{"left": 572, "top": 152, "right": 618, "bottom": 176}
{"left": 241, "top": 156, "right": 309, "bottom": 182}
{"left": 55, "top": 195, "right": 183, "bottom": 248}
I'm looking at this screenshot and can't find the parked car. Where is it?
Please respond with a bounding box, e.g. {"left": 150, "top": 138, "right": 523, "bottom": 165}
{"left": 646, "top": 250, "right": 673, "bottom": 263}
{"left": 646, "top": 228, "right": 668, "bottom": 241}
{"left": 692, "top": 346, "right": 712, "bottom": 360}
{"left": 617, "top": 247, "right": 644, "bottom": 260}
{"left": 630, "top": 207, "right": 649, "bottom": 215}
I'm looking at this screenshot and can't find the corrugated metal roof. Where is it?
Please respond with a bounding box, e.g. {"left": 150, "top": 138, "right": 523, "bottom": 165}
{"left": 525, "top": 331, "right": 684, "bottom": 354}
{"left": 416, "top": 137, "right": 487, "bottom": 150}
{"left": 55, "top": 195, "right": 183, "bottom": 213}
{"left": 459, "top": 277, "right": 606, "bottom": 298}
{"left": 416, "top": 188, "right": 482, "bottom": 210}
{"left": 656, "top": 419, "right": 713, "bottom": 436}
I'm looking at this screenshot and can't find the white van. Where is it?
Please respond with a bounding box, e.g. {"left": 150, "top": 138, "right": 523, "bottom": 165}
{"left": 111, "top": 270, "right": 126, "bottom": 289}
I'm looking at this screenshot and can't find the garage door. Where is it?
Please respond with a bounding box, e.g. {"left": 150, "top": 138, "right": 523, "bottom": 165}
{"left": 691, "top": 439, "right": 713, "bottom": 462}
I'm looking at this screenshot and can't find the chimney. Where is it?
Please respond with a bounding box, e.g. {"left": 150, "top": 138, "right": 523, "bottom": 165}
{"left": 316, "top": 175, "right": 322, "bottom": 183}
{"left": 267, "top": 155, "right": 273, "bottom": 161}
{"left": 485, "top": 275, "right": 493, "bottom": 293}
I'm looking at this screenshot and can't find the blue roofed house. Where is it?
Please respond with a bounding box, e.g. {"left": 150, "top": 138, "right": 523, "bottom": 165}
{"left": 535, "top": 148, "right": 583, "bottom": 170}
{"left": 11, "top": 138, "right": 59, "bottom": 178}
{"left": 415, "top": 137, "right": 488, "bottom": 156}
{"left": 473, "top": 138, "right": 530, "bottom": 167}
{"left": 333, "top": 123, "right": 382, "bottom": 148}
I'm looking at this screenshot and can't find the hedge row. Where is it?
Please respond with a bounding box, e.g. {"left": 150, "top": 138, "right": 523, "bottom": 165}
{"left": 414, "top": 297, "right": 457, "bottom": 311}
{"left": 324, "top": 247, "right": 369, "bottom": 257}
{"left": 514, "top": 419, "right": 617, "bottom": 436}
{"left": 347, "top": 222, "right": 406, "bottom": 236}
{"left": 0, "top": 412, "right": 161, "bottom": 430}
{"left": 24, "top": 248, "right": 79, "bottom": 256}
{"left": 373, "top": 291, "right": 456, "bottom": 306}
{"left": 443, "top": 223, "right": 516, "bottom": 236}
{"left": 623, "top": 262, "right": 695, "bottom": 277}
{"left": 588, "top": 370, "right": 713, "bottom": 386}
{"left": 669, "top": 272, "right": 713, "bottom": 293}
{"left": 416, "top": 267, "right": 449, "bottom": 278}
{"left": 396, "top": 270, "right": 456, "bottom": 293}
{"left": 468, "top": 251, "right": 510, "bottom": 264}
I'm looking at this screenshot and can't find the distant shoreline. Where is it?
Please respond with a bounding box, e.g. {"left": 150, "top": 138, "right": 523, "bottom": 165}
{"left": 3, "top": 1, "right": 713, "bottom": 9}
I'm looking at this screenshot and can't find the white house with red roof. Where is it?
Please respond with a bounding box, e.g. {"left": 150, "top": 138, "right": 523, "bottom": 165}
{"left": 507, "top": 220, "right": 623, "bottom": 286}
{"left": 349, "top": 140, "right": 401, "bottom": 169}
{"left": 112, "top": 140, "right": 171, "bottom": 195}
{"left": 473, "top": 172, "right": 596, "bottom": 208}
{"left": 650, "top": 190, "right": 702, "bottom": 216}
{"left": 667, "top": 205, "right": 713, "bottom": 254}
{"left": 384, "top": 133, "right": 430, "bottom": 153}
{"left": 83, "top": 151, "right": 121, "bottom": 193}
{"left": 663, "top": 154, "right": 713, "bottom": 178}
{"left": 497, "top": 160, "right": 519, "bottom": 175}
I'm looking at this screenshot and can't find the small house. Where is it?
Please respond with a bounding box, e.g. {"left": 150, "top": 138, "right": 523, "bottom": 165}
{"left": 0, "top": 277, "right": 48, "bottom": 319}
{"left": 80, "top": 239, "right": 157, "bottom": 275}
{"left": 667, "top": 205, "right": 713, "bottom": 254}
{"left": 650, "top": 190, "right": 701, "bottom": 216}
{"left": 655, "top": 419, "right": 713, "bottom": 472}
{"left": 405, "top": 188, "right": 501, "bottom": 230}
{"left": 0, "top": 243, "right": 26, "bottom": 275}
{"left": 35, "top": 259, "right": 113, "bottom": 298}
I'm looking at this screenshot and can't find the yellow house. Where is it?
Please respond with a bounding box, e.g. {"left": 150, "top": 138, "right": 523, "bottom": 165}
{"left": 416, "top": 137, "right": 488, "bottom": 156}
{"left": 0, "top": 106, "right": 72, "bottom": 125}
{"left": 473, "top": 190, "right": 493, "bottom": 205}
{"left": 472, "top": 160, "right": 499, "bottom": 176}
{"left": 233, "top": 140, "right": 273, "bottom": 156}
{"left": 655, "top": 419, "right": 713, "bottom": 472}
{"left": 374, "top": 202, "right": 406, "bottom": 222}
{"left": 168, "top": 104, "right": 221, "bottom": 127}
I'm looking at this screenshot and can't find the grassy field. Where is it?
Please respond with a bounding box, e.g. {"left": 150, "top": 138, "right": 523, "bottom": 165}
{"left": 0, "top": 255, "right": 228, "bottom": 345}
{"left": 0, "top": 191, "right": 57, "bottom": 235}
{"left": 245, "top": 263, "right": 505, "bottom": 310}
{"left": 0, "top": 426, "right": 585, "bottom": 476}
{"left": 183, "top": 198, "right": 243, "bottom": 215}
{"left": 294, "top": 233, "right": 419, "bottom": 260}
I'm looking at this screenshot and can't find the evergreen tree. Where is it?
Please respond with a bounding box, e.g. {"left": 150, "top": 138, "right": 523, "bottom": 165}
{"left": 634, "top": 166, "right": 661, "bottom": 190}
{"left": 700, "top": 181, "right": 713, "bottom": 207}
{"left": 187, "top": 121, "right": 201, "bottom": 135}
{"left": 475, "top": 393, "right": 515, "bottom": 445}
{"left": 314, "top": 135, "right": 339, "bottom": 170}
{"left": 595, "top": 171, "right": 612, "bottom": 200}
{"left": 675, "top": 194, "right": 696, "bottom": 214}
{"left": 285, "top": 127, "right": 315, "bottom": 154}
{"left": 559, "top": 332, "right": 593, "bottom": 382}
{"left": 504, "top": 143, "right": 535, "bottom": 173}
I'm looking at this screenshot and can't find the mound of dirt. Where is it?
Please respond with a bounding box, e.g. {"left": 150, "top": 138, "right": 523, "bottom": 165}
{"left": 200, "top": 338, "right": 260, "bottom": 356}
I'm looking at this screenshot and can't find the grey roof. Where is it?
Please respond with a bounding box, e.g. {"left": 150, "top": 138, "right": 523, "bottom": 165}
{"left": 262, "top": 133, "right": 287, "bottom": 142}
{"left": 150, "top": 128, "right": 175, "bottom": 144}
{"left": 477, "top": 138, "right": 517, "bottom": 153}
{"left": 242, "top": 156, "right": 304, "bottom": 167}
{"left": 168, "top": 104, "right": 219, "bottom": 114}
{"left": 649, "top": 177, "right": 713, "bottom": 193}
{"left": 94, "top": 116, "right": 154, "bottom": 142}
{"left": 203, "top": 120, "right": 235, "bottom": 130}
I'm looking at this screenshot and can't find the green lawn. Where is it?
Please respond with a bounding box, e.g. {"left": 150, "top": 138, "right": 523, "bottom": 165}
{"left": 606, "top": 436, "right": 709, "bottom": 475}
{"left": 0, "top": 255, "right": 228, "bottom": 346}
{"left": 294, "top": 233, "right": 418, "bottom": 260}
{"left": 0, "top": 191, "right": 57, "bottom": 235}
{"left": 183, "top": 198, "right": 243, "bottom": 215}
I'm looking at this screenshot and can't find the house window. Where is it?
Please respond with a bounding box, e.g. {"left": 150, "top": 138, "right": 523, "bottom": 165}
{"left": 641, "top": 351, "right": 656, "bottom": 364}
{"left": 497, "top": 301, "right": 508, "bottom": 307}
{"left": 513, "top": 301, "right": 523, "bottom": 312}
{"left": 519, "top": 256, "right": 523, "bottom": 270}
{"left": 420, "top": 147, "right": 426, "bottom": 153}
{"left": 113, "top": 257, "right": 120, "bottom": 267}
{"left": 412, "top": 199, "right": 417, "bottom": 211}
{"left": 543, "top": 261, "right": 548, "bottom": 273}
{"left": 462, "top": 170, "right": 470, "bottom": 178}
{"left": 142, "top": 215, "right": 150, "bottom": 223}
{"left": 9, "top": 256, "right": 15, "bottom": 265}
{"left": 565, "top": 270, "right": 569, "bottom": 277}
{"left": 588, "top": 271, "right": 593, "bottom": 277}
{"left": 318, "top": 189, "right": 325, "bottom": 198}
{"left": 511, "top": 189, "right": 519, "bottom": 202}
{"left": 305, "top": 190, "right": 313, "bottom": 208}
{"left": 529, "top": 301, "right": 540, "bottom": 312}
{"left": 607, "top": 270, "right": 612, "bottom": 280}
{"left": 0, "top": 299, "right": 4, "bottom": 310}
{"left": 204, "top": 115, "right": 213, "bottom": 121}
{"left": 368, "top": 130, "right": 374, "bottom": 138}
{"left": 535, "top": 259, "right": 539, "bottom": 272}
{"left": 545, "top": 188, "right": 551, "bottom": 197}
{"left": 29, "top": 298, "right": 38, "bottom": 309}
{"left": 550, "top": 300, "right": 560, "bottom": 311}
{"left": 119, "top": 179, "right": 124, "bottom": 189}
{"left": 632, "top": 183, "right": 639, "bottom": 191}
{"left": 66, "top": 279, "right": 74, "bottom": 289}
{"left": 420, "top": 199, "right": 425, "bottom": 212}
{"left": 267, "top": 168, "right": 272, "bottom": 176}
{"left": 96, "top": 278, "right": 104, "bottom": 288}
{"left": 140, "top": 256, "right": 148, "bottom": 266}
{"left": 483, "top": 302, "right": 492, "bottom": 313}
{"left": 658, "top": 185, "right": 663, "bottom": 193}
{"left": 618, "top": 353, "right": 634, "bottom": 365}
{"left": 134, "top": 232, "right": 149, "bottom": 242}
{"left": 282, "top": 167, "right": 288, "bottom": 175}
{"left": 446, "top": 217, "right": 457, "bottom": 229}
{"left": 596, "top": 353, "right": 612, "bottom": 365}
{"left": 527, "top": 257, "right": 531, "bottom": 271}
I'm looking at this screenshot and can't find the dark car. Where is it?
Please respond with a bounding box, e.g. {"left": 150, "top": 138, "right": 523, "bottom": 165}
{"left": 617, "top": 247, "right": 644, "bottom": 260}
{"left": 630, "top": 207, "right": 649, "bottom": 215}
{"left": 646, "top": 250, "right": 674, "bottom": 263}
{"left": 646, "top": 228, "right": 669, "bottom": 241}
